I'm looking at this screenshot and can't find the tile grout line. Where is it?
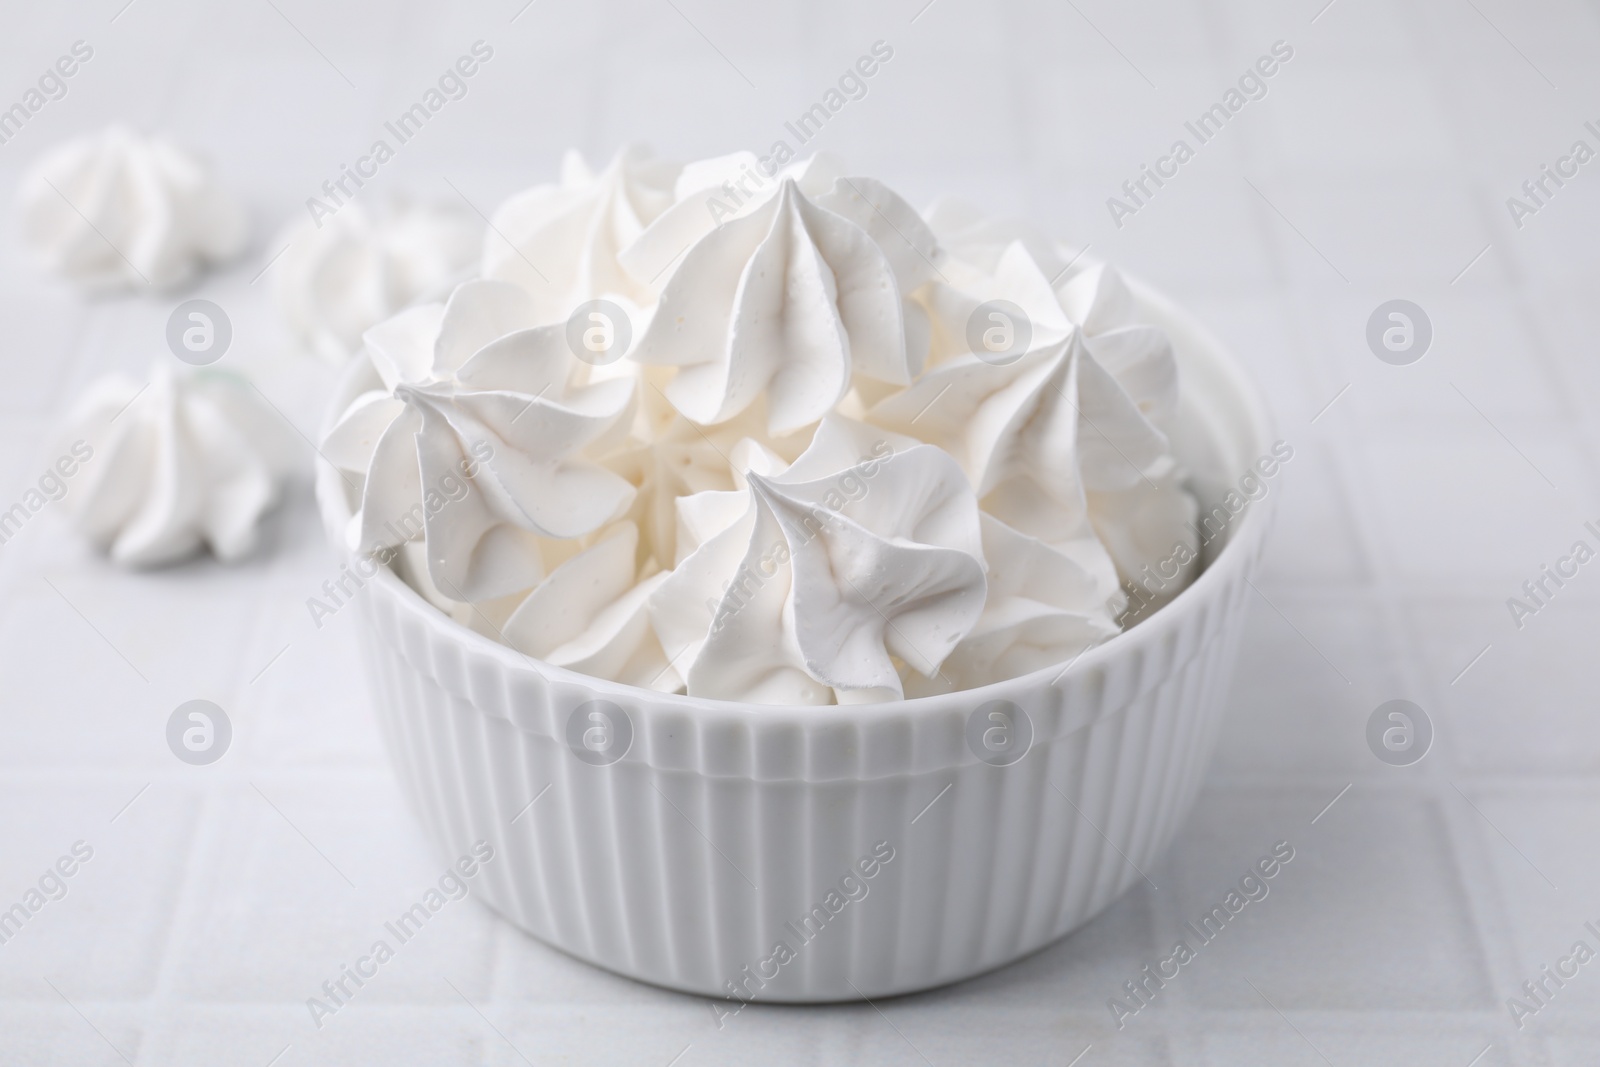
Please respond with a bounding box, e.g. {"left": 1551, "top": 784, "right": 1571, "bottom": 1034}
{"left": 128, "top": 786, "right": 233, "bottom": 1065}
{"left": 1218, "top": 9, "right": 1539, "bottom": 1030}
{"left": 1366, "top": 0, "right": 1569, "bottom": 1009}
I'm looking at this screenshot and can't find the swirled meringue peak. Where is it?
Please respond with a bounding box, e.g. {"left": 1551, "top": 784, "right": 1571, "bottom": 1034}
{"left": 648, "top": 416, "right": 987, "bottom": 704}
{"left": 906, "top": 513, "right": 1124, "bottom": 697}
{"left": 322, "top": 279, "right": 637, "bottom": 604}
{"left": 334, "top": 150, "right": 1210, "bottom": 702}
{"left": 274, "top": 198, "right": 479, "bottom": 362}
{"left": 59, "top": 363, "right": 293, "bottom": 567}
{"left": 17, "top": 125, "right": 247, "bottom": 292}
{"left": 625, "top": 155, "right": 936, "bottom": 435}
{"left": 1056, "top": 262, "right": 1179, "bottom": 426}
{"left": 484, "top": 145, "right": 680, "bottom": 321}
{"left": 868, "top": 238, "right": 1196, "bottom": 594}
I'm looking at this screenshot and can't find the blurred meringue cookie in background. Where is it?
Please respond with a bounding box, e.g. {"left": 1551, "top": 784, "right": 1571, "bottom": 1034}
{"left": 272, "top": 198, "right": 480, "bottom": 363}
{"left": 17, "top": 124, "right": 248, "bottom": 292}
{"left": 58, "top": 363, "right": 295, "bottom": 567}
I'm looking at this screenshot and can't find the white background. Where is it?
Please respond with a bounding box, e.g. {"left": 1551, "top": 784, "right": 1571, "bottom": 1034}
{"left": 1, "top": 0, "right": 1599, "bottom": 1063}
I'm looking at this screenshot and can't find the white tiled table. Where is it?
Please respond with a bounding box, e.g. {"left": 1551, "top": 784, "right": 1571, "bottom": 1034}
{"left": 2, "top": 1, "right": 1597, "bottom": 1063}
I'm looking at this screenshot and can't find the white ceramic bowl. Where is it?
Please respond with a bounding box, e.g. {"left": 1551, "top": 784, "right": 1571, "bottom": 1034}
{"left": 315, "top": 276, "right": 1275, "bottom": 1003}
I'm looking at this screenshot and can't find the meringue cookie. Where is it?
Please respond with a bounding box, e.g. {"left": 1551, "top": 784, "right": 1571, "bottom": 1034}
{"left": 870, "top": 328, "right": 1166, "bottom": 509}
{"left": 484, "top": 145, "right": 680, "bottom": 322}
{"left": 922, "top": 196, "right": 1074, "bottom": 282}
{"left": 908, "top": 513, "right": 1124, "bottom": 696}
{"left": 627, "top": 162, "right": 936, "bottom": 435}
{"left": 891, "top": 329, "right": 1193, "bottom": 594}
{"left": 502, "top": 522, "right": 679, "bottom": 692}
{"left": 649, "top": 416, "right": 987, "bottom": 703}
{"left": 59, "top": 363, "right": 291, "bottom": 566}
{"left": 1052, "top": 262, "right": 1197, "bottom": 588}
{"left": 17, "top": 125, "right": 247, "bottom": 291}
{"left": 273, "top": 198, "right": 479, "bottom": 362}
{"left": 1055, "top": 262, "right": 1179, "bottom": 427}
{"left": 322, "top": 279, "right": 637, "bottom": 604}
{"left": 1087, "top": 460, "right": 1200, "bottom": 618}
{"left": 616, "top": 151, "right": 837, "bottom": 285}
{"left": 870, "top": 238, "right": 1196, "bottom": 594}
{"left": 916, "top": 238, "right": 1073, "bottom": 371}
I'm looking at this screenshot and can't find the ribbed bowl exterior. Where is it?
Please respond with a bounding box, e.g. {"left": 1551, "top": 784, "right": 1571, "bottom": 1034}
{"left": 323, "top": 276, "right": 1275, "bottom": 1002}
{"left": 347, "top": 521, "right": 1260, "bottom": 1001}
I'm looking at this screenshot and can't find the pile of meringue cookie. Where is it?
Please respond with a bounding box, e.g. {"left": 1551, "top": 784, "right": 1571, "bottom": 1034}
{"left": 321, "top": 147, "right": 1202, "bottom": 704}
{"left": 19, "top": 125, "right": 1197, "bottom": 702}
{"left": 22, "top": 125, "right": 479, "bottom": 566}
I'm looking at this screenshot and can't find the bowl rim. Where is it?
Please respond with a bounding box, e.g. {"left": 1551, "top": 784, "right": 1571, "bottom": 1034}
{"left": 319, "top": 274, "right": 1277, "bottom": 727}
